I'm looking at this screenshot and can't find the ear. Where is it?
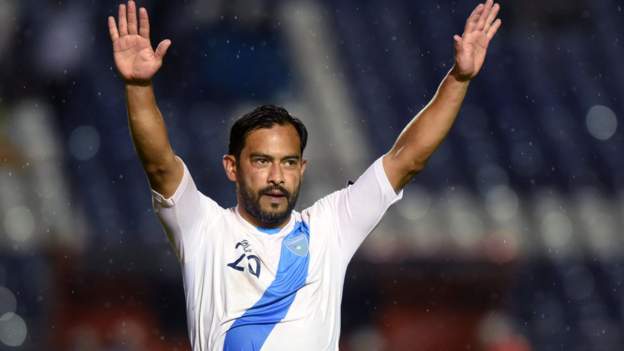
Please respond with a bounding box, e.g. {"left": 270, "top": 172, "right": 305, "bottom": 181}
{"left": 300, "top": 158, "right": 308, "bottom": 179}
{"left": 222, "top": 154, "right": 238, "bottom": 182}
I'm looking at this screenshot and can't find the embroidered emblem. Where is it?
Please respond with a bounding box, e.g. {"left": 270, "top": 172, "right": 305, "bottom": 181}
{"left": 284, "top": 234, "right": 309, "bottom": 257}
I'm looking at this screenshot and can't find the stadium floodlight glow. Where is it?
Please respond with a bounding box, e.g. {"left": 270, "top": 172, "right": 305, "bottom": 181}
{"left": 0, "top": 312, "right": 28, "bottom": 347}
{"left": 586, "top": 105, "right": 617, "bottom": 141}
{"left": 69, "top": 125, "right": 101, "bottom": 161}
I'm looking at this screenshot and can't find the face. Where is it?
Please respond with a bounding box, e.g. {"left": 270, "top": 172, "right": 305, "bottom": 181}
{"left": 223, "top": 124, "right": 307, "bottom": 227}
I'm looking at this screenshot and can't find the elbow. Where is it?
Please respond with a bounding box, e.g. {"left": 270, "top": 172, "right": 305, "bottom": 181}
{"left": 388, "top": 144, "right": 431, "bottom": 175}
{"left": 144, "top": 162, "right": 165, "bottom": 176}
{"left": 407, "top": 158, "right": 427, "bottom": 176}
{"left": 395, "top": 159, "right": 426, "bottom": 191}
{"left": 401, "top": 152, "right": 429, "bottom": 175}
{"left": 143, "top": 153, "right": 178, "bottom": 177}
{"left": 386, "top": 149, "right": 427, "bottom": 176}
{"left": 413, "top": 160, "right": 427, "bottom": 173}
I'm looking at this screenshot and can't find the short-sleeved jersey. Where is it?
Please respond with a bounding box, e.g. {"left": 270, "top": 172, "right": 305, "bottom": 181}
{"left": 151, "top": 156, "right": 402, "bottom": 351}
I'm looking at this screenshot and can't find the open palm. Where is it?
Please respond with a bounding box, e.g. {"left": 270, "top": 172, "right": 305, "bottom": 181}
{"left": 452, "top": 0, "right": 501, "bottom": 81}
{"left": 108, "top": 1, "right": 171, "bottom": 85}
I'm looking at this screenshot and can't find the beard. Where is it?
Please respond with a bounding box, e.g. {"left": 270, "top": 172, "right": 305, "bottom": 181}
{"left": 238, "top": 178, "right": 301, "bottom": 227}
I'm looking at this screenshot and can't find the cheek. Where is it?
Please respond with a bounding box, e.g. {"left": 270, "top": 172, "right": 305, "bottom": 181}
{"left": 285, "top": 171, "right": 302, "bottom": 189}
{"left": 243, "top": 169, "right": 269, "bottom": 190}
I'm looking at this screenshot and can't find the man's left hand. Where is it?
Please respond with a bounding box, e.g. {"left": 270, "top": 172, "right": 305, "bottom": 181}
{"left": 452, "top": 0, "right": 502, "bottom": 81}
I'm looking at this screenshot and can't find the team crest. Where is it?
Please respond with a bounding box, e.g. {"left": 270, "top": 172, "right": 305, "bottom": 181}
{"left": 285, "top": 234, "right": 309, "bottom": 256}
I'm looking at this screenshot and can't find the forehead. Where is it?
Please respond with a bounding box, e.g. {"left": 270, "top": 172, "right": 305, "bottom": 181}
{"left": 242, "top": 124, "right": 302, "bottom": 157}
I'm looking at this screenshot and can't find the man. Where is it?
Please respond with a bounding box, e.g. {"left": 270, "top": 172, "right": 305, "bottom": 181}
{"left": 108, "top": 1, "right": 501, "bottom": 350}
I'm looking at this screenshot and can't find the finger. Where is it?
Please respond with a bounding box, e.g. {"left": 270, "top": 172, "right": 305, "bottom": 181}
{"left": 464, "top": 4, "right": 484, "bottom": 33}
{"left": 139, "top": 7, "right": 150, "bottom": 39}
{"left": 155, "top": 39, "right": 172, "bottom": 60}
{"left": 483, "top": 3, "right": 500, "bottom": 33}
{"left": 476, "top": 0, "right": 494, "bottom": 31}
{"left": 127, "top": 0, "right": 138, "bottom": 35}
{"left": 486, "top": 18, "right": 502, "bottom": 41}
{"left": 118, "top": 3, "right": 128, "bottom": 36}
{"left": 108, "top": 16, "right": 119, "bottom": 41}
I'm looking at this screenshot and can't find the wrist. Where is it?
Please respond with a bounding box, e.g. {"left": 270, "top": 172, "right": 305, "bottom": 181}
{"left": 449, "top": 65, "right": 472, "bottom": 83}
{"left": 125, "top": 79, "right": 152, "bottom": 88}
{"left": 125, "top": 82, "right": 155, "bottom": 99}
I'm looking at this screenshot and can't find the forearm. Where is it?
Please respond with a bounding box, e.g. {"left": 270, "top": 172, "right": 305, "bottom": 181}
{"left": 382, "top": 1, "right": 500, "bottom": 191}
{"left": 384, "top": 68, "right": 469, "bottom": 188}
{"left": 125, "top": 83, "right": 176, "bottom": 172}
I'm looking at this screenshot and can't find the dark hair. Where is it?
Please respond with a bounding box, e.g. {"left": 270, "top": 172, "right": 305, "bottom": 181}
{"left": 228, "top": 104, "right": 308, "bottom": 159}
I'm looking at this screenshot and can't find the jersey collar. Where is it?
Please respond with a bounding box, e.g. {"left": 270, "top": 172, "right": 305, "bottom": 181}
{"left": 234, "top": 205, "right": 297, "bottom": 236}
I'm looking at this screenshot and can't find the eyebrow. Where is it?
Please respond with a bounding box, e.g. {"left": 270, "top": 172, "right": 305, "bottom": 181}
{"left": 249, "top": 153, "right": 301, "bottom": 161}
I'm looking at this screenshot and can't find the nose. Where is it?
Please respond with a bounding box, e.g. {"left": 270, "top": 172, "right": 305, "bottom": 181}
{"left": 267, "top": 161, "right": 285, "bottom": 185}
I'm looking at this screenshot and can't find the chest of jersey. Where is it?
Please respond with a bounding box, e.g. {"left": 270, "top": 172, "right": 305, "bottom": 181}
{"left": 192, "top": 210, "right": 342, "bottom": 350}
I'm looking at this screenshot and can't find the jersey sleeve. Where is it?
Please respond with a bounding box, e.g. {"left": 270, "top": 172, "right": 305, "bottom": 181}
{"left": 312, "top": 156, "right": 403, "bottom": 264}
{"left": 151, "top": 156, "right": 223, "bottom": 263}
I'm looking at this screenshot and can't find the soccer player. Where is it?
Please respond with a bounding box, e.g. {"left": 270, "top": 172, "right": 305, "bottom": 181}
{"left": 108, "top": 1, "right": 501, "bottom": 350}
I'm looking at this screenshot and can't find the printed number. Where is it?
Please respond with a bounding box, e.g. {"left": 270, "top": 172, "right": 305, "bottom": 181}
{"left": 247, "top": 255, "right": 261, "bottom": 278}
{"left": 227, "top": 250, "right": 261, "bottom": 278}
{"left": 227, "top": 254, "right": 246, "bottom": 272}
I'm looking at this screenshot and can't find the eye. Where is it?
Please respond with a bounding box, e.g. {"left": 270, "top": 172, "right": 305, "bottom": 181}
{"left": 254, "top": 158, "right": 269, "bottom": 166}
{"left": 283, "top": 159, "right": 299, "bottom": 167}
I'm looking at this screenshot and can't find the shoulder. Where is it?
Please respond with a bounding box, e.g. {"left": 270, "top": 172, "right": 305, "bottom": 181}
{"left": 301, "top": 189, "right": 346, "bottom": 232}
{"left": 303, "top": 189, "right": 344, "bottom": 214}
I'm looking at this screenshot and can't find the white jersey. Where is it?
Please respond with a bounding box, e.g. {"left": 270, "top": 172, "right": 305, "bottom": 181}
{"left": 151, "top": 156, "right": 402, "bottom": 351}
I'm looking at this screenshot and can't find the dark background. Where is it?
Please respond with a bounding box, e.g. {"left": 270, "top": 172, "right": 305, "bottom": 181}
{"left": 0, "top": 0, "right": 622, "bottom": 350}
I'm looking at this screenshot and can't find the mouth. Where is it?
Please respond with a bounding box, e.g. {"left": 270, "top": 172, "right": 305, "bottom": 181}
{"left": 261, "top": 190, "right": 288, "bottom": 206}
{"left": 262, "top": 187, "right": 288, "bottom": 197}
{"left": 263, "top": 193, "right": 286, "bottom": 198}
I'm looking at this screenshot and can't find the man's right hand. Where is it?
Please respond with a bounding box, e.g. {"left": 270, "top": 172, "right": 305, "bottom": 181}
{"left": 108, "top": 1, "right": 171, "bottom": 85}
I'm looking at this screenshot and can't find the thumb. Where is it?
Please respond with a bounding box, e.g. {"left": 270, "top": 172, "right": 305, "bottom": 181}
{"left": 155, "top": 39, "right": 172, "bottom": 60}
{"left": 453, "top": 35, "right": 463, "bottom": 53}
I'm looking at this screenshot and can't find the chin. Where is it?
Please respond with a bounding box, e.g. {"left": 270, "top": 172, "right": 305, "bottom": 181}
{"left": 263, "top": 205, "right": 286, "bottom": 214}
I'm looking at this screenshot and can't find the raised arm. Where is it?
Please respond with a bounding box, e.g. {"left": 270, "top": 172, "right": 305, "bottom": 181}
{"left": 108, "top": 0, "right": 181, "bottom": 197}
{"left": 383, "top": 0, "right": 502, "bottom": 191}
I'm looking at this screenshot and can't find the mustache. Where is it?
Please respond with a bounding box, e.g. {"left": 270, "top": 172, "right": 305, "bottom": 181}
{"left": 259, "top": 185, "right": 290, "bottom": 197}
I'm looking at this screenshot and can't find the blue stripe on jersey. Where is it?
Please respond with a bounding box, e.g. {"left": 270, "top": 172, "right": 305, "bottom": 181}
{"left": 223, "top": 221, "right": 310, "bottom": 351}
